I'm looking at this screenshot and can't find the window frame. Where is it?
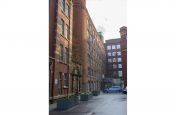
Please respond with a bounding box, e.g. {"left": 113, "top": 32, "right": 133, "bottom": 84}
{"left": 61, "top": 0, "right": 65, "bottom": 11}
{"left": 61, "top": 19, "right": 64, "bottom": 36}
{"left": 117, "top": 57, "right": 122, "bottom": 62}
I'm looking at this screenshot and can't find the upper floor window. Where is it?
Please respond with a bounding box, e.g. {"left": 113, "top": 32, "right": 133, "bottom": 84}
{"left": 116, "top": 44, "right": 121, "bottom": 49}
{"left": 59, "top": 44, "right": 64, "bottom": 61}
{"left": 117, "top": 58, "right": 122, "bottom": 62}
{"left": 64, "top": 73, "right": 68, "bottom": 86}
{"left": 88, "top": 67, "right": 91, "bottom": 76}
{"left": 107, "top": 45, "right": 111, "bottom": 50}
{"left": 107, "top": 52, "right": 111, "bottom": 56}
{"left": 118, "top": 64, "right": 122, "bottom": 68}
{"left": 65, "top": 4, "right": 70, "bottom": 17}
{"left": 88, "top": 54, "right": 91, "bottom": 64}
{"left": 61, "top": 0, "right": 65, "bottom": 11}
{"left": 64, "top": 48, "right": 69, "bottom": 64}
{"left": 118, "top": 71, "right": 123, "bottom": 77}
{"left": 113, "top": 58, "right": 116, "bottom": 62}
{"left": 117, "top": 52, "right": 121, "bottom": 56}
{"left": 87, "top": 30, "right": 89, "bottom": 39}
{"left": 65, "top": 24, "right": 69, "bottom": 39}
{"left": 61, "top": 19, "right": 64, "bottom": 35}
{"left": 108, "top": 58, "right": 112, "bottom": 63}
{"left": 112, "top": 52, "right": 116, "bottom": 56}
{"left": 112, "top": 45, "right": 116, "bottom": 49}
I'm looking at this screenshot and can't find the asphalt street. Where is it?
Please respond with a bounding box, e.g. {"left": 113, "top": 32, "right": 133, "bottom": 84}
{"left": 50, "top": 93, "right": 127, "bottom": 115}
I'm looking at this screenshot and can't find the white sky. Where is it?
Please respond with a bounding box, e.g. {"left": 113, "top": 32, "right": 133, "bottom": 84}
{"left": 86, "top": 0, "right": 126, "bottom": 40}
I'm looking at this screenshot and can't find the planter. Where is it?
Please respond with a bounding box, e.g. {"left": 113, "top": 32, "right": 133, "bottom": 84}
{"left": 80, "top": 94, "right": 89, "bottom": 101}
{"left": 92, "top": 91, "right": 100, "bottom": 96}
{"left": 81, "top": 92, "right": 93, "bottom": 101}
{"left": 57, "top": 96, "right": 79, "bottom": 110}
{"left": 57, "top": 99, "right": 70, "bottom": 110}
{"left": 88, "top": 93, "right": 93, "bottom": 99}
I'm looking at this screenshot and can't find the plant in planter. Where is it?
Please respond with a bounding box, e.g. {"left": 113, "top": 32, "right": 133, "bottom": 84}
{"left": 80, "top": 92, "right": 92, "bottom": 101}
{"left": 92, "top": 90, "right": 100, "bottom": 96}
{"left": 88, "top": 92, "right": 93, "bottom": 99}
{"left": 80, "top": 92, "right": 89, "bottom": 101}
{"left": 57, "top": 94, "right": 79, "bottom": 111}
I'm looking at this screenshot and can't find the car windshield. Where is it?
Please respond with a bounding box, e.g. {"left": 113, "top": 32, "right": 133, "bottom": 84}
{"left": 112, "top": 86, "right": 120, "bottom": 88}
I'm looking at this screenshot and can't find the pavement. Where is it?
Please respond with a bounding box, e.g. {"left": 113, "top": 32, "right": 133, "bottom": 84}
{"left": 50, "top": 93, "right": 127, "bottom": 115}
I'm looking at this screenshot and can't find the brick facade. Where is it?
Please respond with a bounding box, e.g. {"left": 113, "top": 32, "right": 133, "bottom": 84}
{"left": 49, "top": 0, "right": 74, "bottom": 101}
{"left": 104, "top": 26, "right": 127, "bottom": 88}
{"left": 72, "top": 0, "right": 105, "bottom": 93}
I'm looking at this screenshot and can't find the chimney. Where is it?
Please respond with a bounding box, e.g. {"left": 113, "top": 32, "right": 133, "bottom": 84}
{"left": 119, "top": 26, "right": 127, "bottom": 39}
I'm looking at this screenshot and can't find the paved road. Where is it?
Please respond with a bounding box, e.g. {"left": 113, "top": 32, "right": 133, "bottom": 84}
{"left": 50, "top": 93, "right": 127, "bottom": 115}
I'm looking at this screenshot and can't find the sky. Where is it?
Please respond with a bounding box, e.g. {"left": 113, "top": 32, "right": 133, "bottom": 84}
{"left": 86, "top": 0, "right": 126, "bottom": 40}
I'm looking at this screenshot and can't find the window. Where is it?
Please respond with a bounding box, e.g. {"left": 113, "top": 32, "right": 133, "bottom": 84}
{"left": 90, "top": 35, "right": 93, "bottom": 43}
{"left": 113, "top": 58, "right": 116, "bottom": 62}
{"left": 64, "top": 48, "right": 69, "bottom": 64}
{"left": 64, "top": 73, "right": 68, "bottom": 86}
{"left": 107, "top": 52, "right": 111, "bottom": 56}
{"left": 116, "top": 44, "right": 121, "bottom": 49}
{"left": 87, "top": 42, "right": 90, "bottom": 53}
{"left": 107, "top": 45, "right": 111, "bottom": 50}
{"left": 118, "top": 71, "right": 123, "bottom": 77}
{"left": 112, "top": 45, "right": 116, "bottom": 49}
{"left": 61, "top": 0, "right": 65, "bottom": 11}
{"left": 65, "top": 4, "right": 70, "bottom": 17}
{"left": 112, "top": 52, "right": 116, "bottom": 56}
{"left": 87, "top": 30, "right": 89, "bottom": 39}
{"left": 117, "top": 58, "right": 122, "bottom": 62}
{"left": 88, "top": 67, "right": 91, "bottom": 76}
{"left": 61, "top": 19, "right": 64, "bottom": 35}
{"left": 58, "top": 73, "right": 62, "bottom": 94}
{"left": 65, "top": 25, "right": 69, "bottom": 39}
{"left": 113, "top": 64, "right": 117, "bottom": 69}
{"left": 118, "top": 64, "right": 122, "bottom": 68}
{"left": 117, "top": 52, "right": 121, "bottom": 56}
{"left": 59, "top": 44, "right": 63, "bottom": 61}
{"left": 108, "top": 58, "right": 112, "bottom": 63}
{"left": 91, "top": 69, "right": 93, "bottom": 76}
{"left": 90, "top": 58, "right": 93, "bottom": 67}
{"left": 88, "top": 54, "right": 91, "bottom": 64}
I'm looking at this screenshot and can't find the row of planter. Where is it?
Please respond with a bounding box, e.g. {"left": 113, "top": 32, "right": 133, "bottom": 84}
{"left": 57, "top": 91, "right": 101, "bottom": 110}
{"left": 57, "top": 95, "right": 79, "bottom": 111}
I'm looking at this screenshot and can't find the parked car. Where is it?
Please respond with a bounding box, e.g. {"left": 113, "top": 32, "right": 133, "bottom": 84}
{"left": 104, "top": 86, "right": 122, "bottom": 93}
{"left": 122, "top": 87, "right": 127, "bottom": 94}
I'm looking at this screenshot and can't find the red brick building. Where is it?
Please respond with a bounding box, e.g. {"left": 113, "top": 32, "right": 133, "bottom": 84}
{"left": 119, "top": 26, "right": 127, "bottom": 88}
{"left": 104, "top": 26, "right": 127, "bottom": 88}
{"left": 49, "top": 0, "right": 74, "bottom": 102}
{"left": 72, "top": 0, "right": 105, "bottom": 93}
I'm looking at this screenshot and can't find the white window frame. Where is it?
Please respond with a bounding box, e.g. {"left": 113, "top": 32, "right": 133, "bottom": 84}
{"left": 118, "top": 64, "right": 122, "bottom": 68}
{"left": 108, "top": 58, "right": 112, "bottom": 62}
{"left": 118, "top": 71, "right": 123, "bottom": 77}
{"left": 116, "top": 44, "right": 121, "bottom": 49}
{"left": 108, "top": 52, "right": 111, "bottom": 56}
{"left": 112, "top": 45, "right": 116, "bottom": 49}
{"left": 117, "top": 52, "right": 121, "bottom": 56}
{"left": 107, "top": 45, "right": 111, "bottom": 50}
{"left": 117, "top": 58, "right": 122, "bottom": 62}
